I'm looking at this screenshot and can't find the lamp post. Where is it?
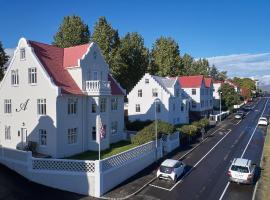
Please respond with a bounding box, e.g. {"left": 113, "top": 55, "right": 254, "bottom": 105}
{"left": 154, "top": 99, "right": 160, "bottom": 162}
{"left": 219, "top": 91, "right": 222, "bottom": 122}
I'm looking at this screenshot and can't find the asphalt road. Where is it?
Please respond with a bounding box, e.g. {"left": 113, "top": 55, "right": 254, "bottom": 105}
{"left": 136, "top": 97, "right": 270, "bottom": 200}
{"left": 0, "top": 97, "right": 268, "bottom": 200}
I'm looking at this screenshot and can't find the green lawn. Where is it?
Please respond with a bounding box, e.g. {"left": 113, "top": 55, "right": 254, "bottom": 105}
{"left": 68, "top": 140, "right": 137, "bottom": 160}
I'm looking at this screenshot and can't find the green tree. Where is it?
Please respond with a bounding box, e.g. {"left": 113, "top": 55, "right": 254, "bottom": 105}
{"left": 180, "top": 53, "right": 194, "bottom": 75}
{"left": 209, "top": 65, "right": 227, "bottom": 81}
{"left": 233, "top": 77, "right": 256, "bottom": 99}
{"left": 110, "top": 32, "right": 149, "bottom": 92}
{"left": 220, "top": 83, "right": 241, "bottom": 110}
{"left": 192, "top": 58, "right": 210, "bottom": 76}
{"left": 150, "top": 37, "right": 181, "bottom": 76}
{"left": 0, "top": 41, "right": 9, "bottom": 80}
{"left": 92, "top": 16, "right": 120, "bottom": 64}
{"left": 53, "top": 15, "right": 90, "bottom": 48}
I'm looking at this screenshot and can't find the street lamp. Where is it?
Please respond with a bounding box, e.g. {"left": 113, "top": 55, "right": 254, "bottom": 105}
{"left": 219, "top": 91, "right": 222, "bottom": 122}
{"left": 154, "top": 99, "right": 160, "bottom": 162}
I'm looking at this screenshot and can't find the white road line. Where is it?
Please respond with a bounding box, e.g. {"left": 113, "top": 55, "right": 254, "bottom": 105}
{"left": 169, "top": 129, "right": 232, "bottom": 191}
{"left": 218, "top": 98, "right": 269, "bottom": 200}
{"left": 235, "top": 119, "right": 242, "bottom": 125}
{"left": 149, "top": 184, "right": 171, "bottom": 191}
{"left": 218, "top": 182, "right": 230, "bottom": 200}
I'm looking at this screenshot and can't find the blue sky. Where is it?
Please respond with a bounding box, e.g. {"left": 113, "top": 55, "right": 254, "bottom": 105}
{"left": 1, "top": 0, "right": 270, "bottom": 84}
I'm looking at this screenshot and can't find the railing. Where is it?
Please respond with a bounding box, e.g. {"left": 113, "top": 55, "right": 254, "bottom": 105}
{"left": 85, "top": 80, "right": 111, "bottom": 95}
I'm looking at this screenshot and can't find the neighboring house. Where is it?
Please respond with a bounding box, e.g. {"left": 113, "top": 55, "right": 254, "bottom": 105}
{"left": 225, "top": 80, "right": 241, "bottom": 93}
{"left": 0, "top": 38, "right": 125, "bottom": 158}
{"left": 127, "top": 73, "right": 189, "bottom": 125}
{"left": 178, "top": 75, "right": 213, "bottom": 117}
{"left": 213, "top": 80, "right": 223, "bottom": 109}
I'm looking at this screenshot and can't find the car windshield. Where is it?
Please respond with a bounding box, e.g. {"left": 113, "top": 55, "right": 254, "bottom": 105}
{"left": 160, "top": 166, "right": 174, "bottom": 174}
{"left": 231, "top": 165, "right": 249, "bottom": 173}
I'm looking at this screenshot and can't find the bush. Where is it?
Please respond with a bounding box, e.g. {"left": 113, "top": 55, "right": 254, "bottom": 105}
{"left": 131, "top": 120, "right": 175, "bottom": 145}
{"left": 199, "top": 118, "right": 209, "bottom": 129}
{"left": 126, "top": 120, "right": 153, "bottom": 131}
{"left": 178, "top": 125, "right": 198, "bottom": 138}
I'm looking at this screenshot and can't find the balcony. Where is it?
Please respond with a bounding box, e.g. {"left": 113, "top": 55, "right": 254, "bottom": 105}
{"left": 85, "top": 80, "right": 111, "bottom": 95}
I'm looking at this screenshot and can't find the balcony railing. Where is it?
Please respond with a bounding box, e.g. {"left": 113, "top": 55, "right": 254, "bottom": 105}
{"left": 85, "top": 80, "right": 111, "bottom": 95}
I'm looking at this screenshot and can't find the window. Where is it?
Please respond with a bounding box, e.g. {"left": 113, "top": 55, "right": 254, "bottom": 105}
{"left": 145, "top": 79, "right": 149, "bottom": 84}
{"left": 68, "top": 128, "right": 77, "bottom": 144}
{"left": 37, "top": 99, "right": 46, "bottom": 115}
{"left": 138, "top": 89, "right": 142, "bottom": 97}
{"left": 20, "top": 48, "right": 25, "bottom": 60}
{"left": 111, "top": 97, "right": 118, "bottom": 111}
{"left": 181, "top": 103, "right": 184, "bottom": 111}
{"left": 100, "top": 98, "right": 106, "bottom": 112}
{"left": 93, "top": 71, "right": 98, "bottom": 80}
{"left": 5, "top": 126, "right": 11, "bottom": 140}
{"left": 192, "top": 101, "right": 196, "bottom": 108}
{"left": 4, "top": 99, "right": 11, "bottom": 113}
{"left": 152, "top": 88, "right": 158, "bottom": 97}
{"left": 68, "top": 98, "right": 77, "bottom": 115}
{"left": 28, "top": 68, "right": 37, "bottom": 84}
{"left": 156, "top": 103, "right": 161, "bottom": 113}
{"left": 92, "top": 127, "right": 96, "bottom": 141}
{"left": 192, "top": 89, "right": 196, "bottom": 95}
{"left": 11, "top": 70, "right": 19, "bottom": 85}
{"left": 92, "top": 100, "right": 97, "bottom": 113}
{"left": 39, "top": 129, "right": 47, "bottom": 146}
{"left": 111, "top": 121, "right": 118, "bottom": 134}
{"left": 136, "top": 104, "right": 140, "bottom": 112}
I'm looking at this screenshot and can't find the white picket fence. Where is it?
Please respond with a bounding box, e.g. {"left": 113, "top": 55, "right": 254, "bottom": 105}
{"left": 0, "top": 139, "right": 166, "bottom": 197}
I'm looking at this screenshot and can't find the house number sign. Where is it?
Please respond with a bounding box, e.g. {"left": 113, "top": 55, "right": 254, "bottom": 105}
{"left": 16, "top": 99, "right": 30, "bottom": 112}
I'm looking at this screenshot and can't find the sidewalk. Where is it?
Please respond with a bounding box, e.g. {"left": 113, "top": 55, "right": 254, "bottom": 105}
{"left": 102, "top": 122, "right": 226, "bottom": 199}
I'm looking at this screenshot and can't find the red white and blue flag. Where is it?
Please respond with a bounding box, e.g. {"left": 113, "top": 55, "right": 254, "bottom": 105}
{"left": 99, "top": 122, "right": 106, "bottom": 140}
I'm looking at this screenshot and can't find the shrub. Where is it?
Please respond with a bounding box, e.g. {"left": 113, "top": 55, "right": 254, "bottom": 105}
{"left": 199, "top": 118, "right": 209, "bottom": 128}
{"left": 131, "top": 120, "right": 175, "bottom": 145}
{"left": 178, "top": 125, "right": 198, "bottom": 137}
{"left": 126, "top": 120, "right": 153, "bottom": 131}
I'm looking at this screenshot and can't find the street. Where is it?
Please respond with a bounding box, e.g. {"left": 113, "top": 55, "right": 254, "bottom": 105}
{"left": 0, "top": 97, "right": 269, "bottom": 200}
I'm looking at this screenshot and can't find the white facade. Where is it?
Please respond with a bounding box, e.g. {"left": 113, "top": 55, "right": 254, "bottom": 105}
{"left": 127, "top": 73, "right": 189, "bottom": 125}
{"left": 213, "top": 81, "right": 222, "bottom": 108}
{"left": 0, "top": 38, "right": 125, "bottom": 158}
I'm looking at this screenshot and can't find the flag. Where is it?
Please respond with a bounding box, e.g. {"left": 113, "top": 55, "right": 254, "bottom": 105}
{"left": 99, "top": 121, "right": 106, "bottom": 140}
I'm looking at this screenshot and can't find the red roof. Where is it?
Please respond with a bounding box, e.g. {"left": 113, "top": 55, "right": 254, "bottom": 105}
{"left": 178, "top": 75, "right": 204, "bottom": 88}
{"left": 204, "top": 77, "right": 213, "bottom": 88}
{"left": 213, "top": 80, "right": 224, "bottom": 84}
{"left": 28, "top": 40, "right": 124, "bottom": 96}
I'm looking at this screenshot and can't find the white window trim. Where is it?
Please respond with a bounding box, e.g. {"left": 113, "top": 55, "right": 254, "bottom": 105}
{"left": 68, "top": 128, "right": 78, "bottom": 145}
{"left": 39, "top": 129, "right": 47, "bottom": 146}
{"left": 20, "top": 48, "right": 26, "bottom": 61}
{"left": 37, "top": 99, "right": 47, "bottom": 115}
{"left": 28, "top": 68, "right": 37, "bottom": 85}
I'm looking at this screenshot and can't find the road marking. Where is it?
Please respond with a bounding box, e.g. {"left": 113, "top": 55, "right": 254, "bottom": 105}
{"left": 218, "top": 98, "right": 269, "bottom": 200}
{"left": 149, "top": 184, "right": 171, "bottom": 191}
{"left": 235, "top": 119, "right": 242, "bottom": 125}
{"left": 169, "top": 129, "right": 232, "bottom": 191}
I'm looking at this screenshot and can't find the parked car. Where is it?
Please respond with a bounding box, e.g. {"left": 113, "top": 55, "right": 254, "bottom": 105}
{"left": 243, "top": 105, "right": 252, "bottom": 111}
{"left": 234, "top": 111, "right": 245, "bottom": 119}
{"left": 157, "top": 159, "right": 186, "bottom": 182}
{"left": 227, "top": 158, "right": 256, "bottom": 184}
{"left": 258, "top": 117, "right": 268, "bottom": 126}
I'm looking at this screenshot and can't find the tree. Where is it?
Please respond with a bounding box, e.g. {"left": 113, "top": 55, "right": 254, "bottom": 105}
{"left": 0, "top": 41, "right": 9, "bottom": 80}
{"left": 53, "top": 15, "right": 90, "bottom": 48}
{"left": 92, "top": 16, "right": 120, "bottom": 64}
{"left": 110, "top": 32, "right": 149, "bottom": 92}
{"left": 180, "top": 53, "right": 194, "bottom": 75}
{"left": 209, "top": 65, "right": 227, "bottom": 81}
{"left": 192, "top": 58, "right": 210, "bottom": 76}
{"left": 233, "top": 77, "right": 256, "bottom": 99}
{"left": 220, "top": 83, "right": 241, "bottom": 110}
{"left": 150, "top": 37, "right": 181, "bottom": 76}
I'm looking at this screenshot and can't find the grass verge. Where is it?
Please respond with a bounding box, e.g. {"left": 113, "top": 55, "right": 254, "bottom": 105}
{"left": 255, "top": 126, "right": 270, "bottom": 200}
{"left": 68, "top": 140, "right": 137, "bottom": 160}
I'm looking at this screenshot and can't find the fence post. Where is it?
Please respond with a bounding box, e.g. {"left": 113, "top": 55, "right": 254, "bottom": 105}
{"left": 94, "top": 160, "right": 102, "bottom": 197}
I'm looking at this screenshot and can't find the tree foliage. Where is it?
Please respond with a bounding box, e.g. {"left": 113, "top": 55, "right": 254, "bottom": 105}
{"left": 110, "top": 32, "right": 149, "bottom": 92}
{"left": 53, "top": 15, "right": 90, "bottom": 48}
{"left": 0, "top": 41, "right": 9, "bottom": 80}
{"left": 210, "top": 65, "right": 227, "bottom": 81}
{"left": 233, "top": 77, "right": 256, "bottom": 99}
{"left": 92, "top": 16, "right": 120, "bottom": 65}
{"left": 220, "top": 83, "right": 241, "bottom": 109}
{"left": 150, "top": 37, "right": 181, "bottom": 76}
{"left": 131, "top": 120, "right": 175, "bottom": 145}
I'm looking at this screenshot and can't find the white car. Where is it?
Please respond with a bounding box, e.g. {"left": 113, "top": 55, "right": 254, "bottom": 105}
{"left": 157, "top": 159, "right": 186, "bottom": 182}
{"left": 234, "top": 111, "right": 245, "bottom": 119}
{"left": 258, "top": 117, "right": 268, "bottom": 126}
{"left": 228, "top": 158, "right": 256, "bottom": 184}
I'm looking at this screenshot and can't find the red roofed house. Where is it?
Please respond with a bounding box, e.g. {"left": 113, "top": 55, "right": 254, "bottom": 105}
{"left": 178, "top": 75, "right": 214, "bottom": 118}
{"left": 224, "top": 80, "right": 241, "bottom": 94}
{"left": 0, "top": 38, "right": 126, "bottom": 158}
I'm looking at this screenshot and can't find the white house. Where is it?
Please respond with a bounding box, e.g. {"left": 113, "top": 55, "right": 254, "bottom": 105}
{"left": 127, "top": 73, "right": 189, "bottom": 125}
{"left": 0, "top": 38, "right": 126, "bottom": 158}
{"left": 225, "top": 80, "right": 241, "bottom": 93}
{"left": 178, "top": 75, "right": 213, "bottom": 117}
{"left": 213, "top": 80, "right": 223, "bottom": 109}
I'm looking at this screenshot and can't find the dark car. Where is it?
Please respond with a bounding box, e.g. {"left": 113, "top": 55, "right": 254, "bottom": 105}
{"left": 243, "top": 105, "right": 252, "bottom": 111}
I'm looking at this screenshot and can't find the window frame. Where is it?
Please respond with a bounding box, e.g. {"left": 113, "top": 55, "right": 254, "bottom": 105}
{"left": 138, "top": 89, "right": 142, "bottom": 97}
{"left": 37, "top": 99, "right": 47, "bottom": 115}
{"left": 4, "top": 126, "right": 11, "bottom": 140}
{"left": 192, "top": 89, "right": 196, "bottom": 95}
{"left": 111, "top": 121, "right": 118, "bottom": 135}
{"left": 28, "top": 68, "right": 37, "bottom": 84}
{"left": 11, "top": 69, "right": 19, "bottom": 86}
{"left": 20, "top": 48, "right": 26, "bottom": 60}
{"left": 67, "top": 128, "right": 77, "bottom": 144}
{"left": 4, "top": 99, "right": 12, "bottom": 114}
{"left": 111, "top": 97, "right": 118, "bottom": 111}
{"left": 100, "top": 97, "right": 106, "bottom": 113}
{"left": 39, "top": 129, "right": 47, "bottom": 146}
{"left": 152, "top": 88, "right": 158, "bottom": 97}
{"left": 68, "top": 98, "right": 77, "bottom": 115}
{"left": 135, "top": 104, "right": 140, "bottom": 112}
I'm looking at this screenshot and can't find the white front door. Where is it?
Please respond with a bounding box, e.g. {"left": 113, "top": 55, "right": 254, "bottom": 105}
{"left": 21, "top": 128, "right": 28, "bottom": 149}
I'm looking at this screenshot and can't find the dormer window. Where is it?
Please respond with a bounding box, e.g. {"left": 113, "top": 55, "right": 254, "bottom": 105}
{"left": 20, "top": 48, "right": 25, "bottom": 60}
{"left": 145, "top": 79, "right": 149, "bottom": 84}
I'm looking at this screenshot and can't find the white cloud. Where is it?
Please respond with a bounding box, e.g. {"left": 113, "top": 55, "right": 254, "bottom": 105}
{"left": 206, "top": 53, "right": 270, "bottom": 86}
